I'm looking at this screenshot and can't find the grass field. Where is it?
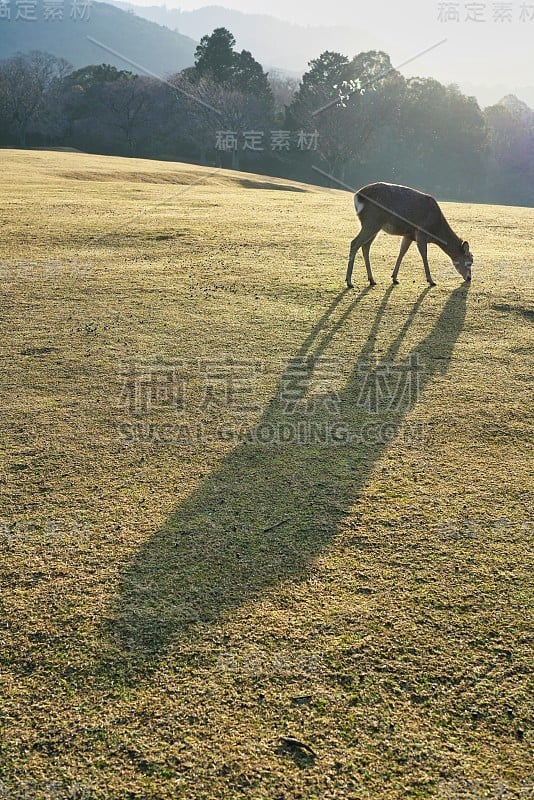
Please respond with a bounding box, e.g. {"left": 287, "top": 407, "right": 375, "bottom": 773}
{"left": 0, "top": 149, "right": 532, "bottom": 799}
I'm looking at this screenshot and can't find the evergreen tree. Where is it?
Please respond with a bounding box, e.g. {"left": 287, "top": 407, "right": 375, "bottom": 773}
{"left": 191, "top": 28, "right": 272, "bottom": 106}
{"left": 194, "top": 28, "right": 236, "bottom": 83}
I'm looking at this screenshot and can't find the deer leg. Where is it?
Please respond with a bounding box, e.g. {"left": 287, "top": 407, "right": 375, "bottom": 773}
{"left": 361, "top": 237, "right": 378, "bottom": 287}
{"left": 346, "top": 226, "right": 380, "bottom": 288}
{"left": 415, "top": 234, "right": 436, "bottom": 286}
{"left": 392, "top": 235, "right": 412, "bottom": 284}
{"left": 346, "top": 231, "right": 366, "bottom": 288}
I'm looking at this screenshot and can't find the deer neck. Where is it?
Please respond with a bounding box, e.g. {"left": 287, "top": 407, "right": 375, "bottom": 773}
{"left": 435, "top": 214, "right": 463, "bottom": 259}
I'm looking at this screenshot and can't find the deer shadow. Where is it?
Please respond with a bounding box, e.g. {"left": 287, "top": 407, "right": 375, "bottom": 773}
{"left": 106, "top": 283, "right": 468, "bottom": 666}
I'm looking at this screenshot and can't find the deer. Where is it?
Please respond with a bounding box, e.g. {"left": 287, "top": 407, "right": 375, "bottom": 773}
{"left": 345, "top": 182, "right": 473, "bottom": 288}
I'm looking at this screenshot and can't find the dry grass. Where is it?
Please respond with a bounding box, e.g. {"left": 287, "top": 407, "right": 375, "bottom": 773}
{"left": 0, "top": 149, "right": 532, "bottom": 799}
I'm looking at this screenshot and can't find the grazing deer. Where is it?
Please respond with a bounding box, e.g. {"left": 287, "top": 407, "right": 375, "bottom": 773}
{"left": 346, "top": 182, "right": 473, "bottom": 288}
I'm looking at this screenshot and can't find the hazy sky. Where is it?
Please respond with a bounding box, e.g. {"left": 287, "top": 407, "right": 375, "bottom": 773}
{"left": 126, "top": 0, "right": 533, "bottom": 98}
{"left": 127, "top": 0, "right": 534, "bottom": 30}
{"left": 141, "top": 0, "right": 387, "bottom": 25}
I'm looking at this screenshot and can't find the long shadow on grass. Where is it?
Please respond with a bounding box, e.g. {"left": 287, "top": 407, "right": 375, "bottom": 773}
{"left": 110, "top": 283, "right": 468, "bottom": 659}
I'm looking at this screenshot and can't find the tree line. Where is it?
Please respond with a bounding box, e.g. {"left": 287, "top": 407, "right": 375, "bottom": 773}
{"left": 0, "top": 27, "right": 532, "bottom": 206}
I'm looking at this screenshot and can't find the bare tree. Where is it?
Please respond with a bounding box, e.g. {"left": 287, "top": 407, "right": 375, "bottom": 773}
{"left": 0, "top": 51, "right": 71, "bottom": 146}
{"left": 268, "top": 71, "right": 299, "bottom": 117}
{"left": 63, "top": 72, "right": 165, "bottom": 156}
{"left": 169, "top": 73, "right": 273, "bottom": 169}
{"left": 97, "top": 76, "right": 157, "bottom": 156}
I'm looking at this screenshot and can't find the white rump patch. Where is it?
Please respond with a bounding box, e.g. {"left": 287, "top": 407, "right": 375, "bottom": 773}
{"left": 354, "top": 194, "right": 365, "bottom": 215}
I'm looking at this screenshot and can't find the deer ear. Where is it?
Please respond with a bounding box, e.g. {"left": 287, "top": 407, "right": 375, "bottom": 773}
{"left": 462, "top": 241, "right": 470, "bottom": 253}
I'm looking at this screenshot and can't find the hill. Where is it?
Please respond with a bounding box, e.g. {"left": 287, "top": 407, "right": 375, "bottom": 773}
{"left": 1, "top": 148, "right": 532, "bottom": 799}
{"left": 110, "top": 1, "right": 385, "bottom": 73}
{"left": 0, "top": 0, "right": 196, "bottom": 74}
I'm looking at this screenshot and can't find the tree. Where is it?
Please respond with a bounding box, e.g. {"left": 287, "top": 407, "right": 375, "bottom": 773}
{"left": 0, "top": 51, "right": 71, "bottom": 146}
{"left": 296, "top": 51, "right": 353, "bottom": 96}
{"left": 66, "top": 64, "right": 133, "bottom": 91}
{"left": 289, "top": 50, "right": 404, "bottom": 181}
{"left": 268, "top": 72, "right": 299, "bottom": 119}
{"left": 170, "top": 29, "right": 274, "bottom": 169}
{"left": 62, "top": 63, "right": 135, "bottom": 144}
{"left": 194, "top": 27, "right": 236, "bottom": 83}
{"left": 190, "top": 27, "right": 273, "bottom": 108}
{"left": 484, "top": 96, "right": 534, "bottom": 204}
{"left": 65, "top": 72, "right": 160, "bottom": 156}
{"left": 233, "top": 50, "right": 272, "bottom": 101}
{"left": 170, "top": 72, "right": 272, "bottom": 169}
{"left": 391, "top": 78, "right": 487, "bottom": 198}
{"left": 98, "top": 76, "right": 156, "bottom": 156}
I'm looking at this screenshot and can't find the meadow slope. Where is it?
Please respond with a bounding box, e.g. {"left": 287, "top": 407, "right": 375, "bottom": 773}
{"left": 0, "top": 150, "right": 533, "bottom": 799}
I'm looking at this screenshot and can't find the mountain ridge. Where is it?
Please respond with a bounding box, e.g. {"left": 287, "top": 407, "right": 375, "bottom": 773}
{"left": 0, "top": 0, "right": 197, "bottom": 75}
{"left": 109, "top": 1, "right": 386, "bottom": 73}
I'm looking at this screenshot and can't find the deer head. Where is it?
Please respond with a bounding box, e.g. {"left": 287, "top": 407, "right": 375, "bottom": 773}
{"left": 452, "top": 240, "right": 473, "bottom": 281}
